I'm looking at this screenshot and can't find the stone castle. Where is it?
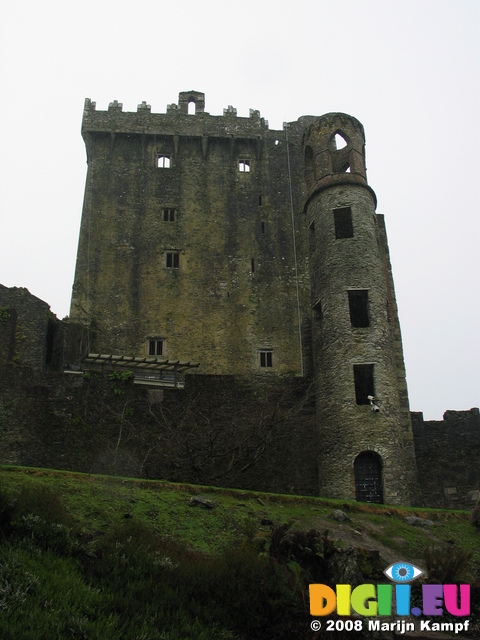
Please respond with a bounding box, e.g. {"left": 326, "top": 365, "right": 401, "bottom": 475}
{"left": 0, "top": 91, "right": 478, "bottom": 508}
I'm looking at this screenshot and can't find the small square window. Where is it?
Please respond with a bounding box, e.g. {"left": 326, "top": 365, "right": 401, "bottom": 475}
{"left": 166, "top": 252, "right": 179, "bottom": 268}
{"left": 157, "top": 154, "right": 171, "bottom": 169}
{"left": 260, "top": 351, "right": 273, "bottom": 368}
{"left": 163, "top": 208, "right": 175, "bottom": 222}
{"left": 238, "top": 159, "right": 251, "bottom": 172}
{"left": 148, "top": 339, "right": 164, "bottom": 356}
{"left": 334, "top": 207, "right": 353, "bottom": 239}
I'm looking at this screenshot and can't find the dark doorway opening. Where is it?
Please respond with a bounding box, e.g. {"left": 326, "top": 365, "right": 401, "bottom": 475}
{"left": 354, "top": 452, "right": 383, "bottom": 503}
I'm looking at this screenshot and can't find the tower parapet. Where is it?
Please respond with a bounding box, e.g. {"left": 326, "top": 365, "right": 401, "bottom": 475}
{"left": 303, "top": 113, "right": 375, "bottom": 210}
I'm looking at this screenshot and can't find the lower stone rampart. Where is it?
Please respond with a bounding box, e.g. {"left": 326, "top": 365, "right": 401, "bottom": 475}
{"left": 1, "top": 363, "right": 479, "bottom": 508}
{"left": 0, "top": 367, "right": 319, "bottom": 496}
{"left": 412, "top": 408, "right": 480, "bottom": 509}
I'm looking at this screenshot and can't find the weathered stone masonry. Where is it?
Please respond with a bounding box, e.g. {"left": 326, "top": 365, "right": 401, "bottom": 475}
{"left": 1, "top": 91, "right": 478, "bottom": 508}
{"left": 0, "top": 282, "right": 479, "bottom": 507}
{"left": 412, "top": 409, "right": 480, "bottom": 509}
{"left": 71, "top": 93, "right": 313, "bottom": 376}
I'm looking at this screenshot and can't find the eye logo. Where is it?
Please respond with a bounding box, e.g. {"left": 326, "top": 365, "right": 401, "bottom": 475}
{"left": 384, "top": 562, "right": 423, "bottom": 583}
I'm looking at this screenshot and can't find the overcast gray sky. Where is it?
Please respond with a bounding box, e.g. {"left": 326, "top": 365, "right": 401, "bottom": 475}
{"left": 0, "top": 0, "right": 478, "bottom": 420}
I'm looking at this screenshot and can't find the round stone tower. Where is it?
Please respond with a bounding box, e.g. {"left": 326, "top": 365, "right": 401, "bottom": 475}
{"left": 303, "top": 113, "right": 418, "bottom": 505}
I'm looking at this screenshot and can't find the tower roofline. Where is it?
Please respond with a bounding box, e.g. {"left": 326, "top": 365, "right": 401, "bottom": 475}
{"left": 302, "top": 112, "right": 366, "bottom": 143}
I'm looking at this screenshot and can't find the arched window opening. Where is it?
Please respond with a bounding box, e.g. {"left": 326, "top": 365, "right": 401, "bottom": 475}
{"left": 332, "top": 159, "right": 351, "bottom": 174}
{"left": 329, "top": 133, "right": 351, "bottom": 173}
{"left": 354, "top": 452, "right": 383, "bottom": 503}
{"left": 334, "top": 159, "right": 351, "bottom": 173}
{"left": 188, "top": 100, "right": 196, "bottom": 115}
{"left": 334, "top": 132, "right": 348, "bottom": 150}
{"left": 157, "top": 154, "right": 171, "bottom": 169}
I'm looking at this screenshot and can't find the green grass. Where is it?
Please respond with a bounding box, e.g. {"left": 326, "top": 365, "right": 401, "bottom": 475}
{"left": 0, "top": 464, "right": 479, "bottom": 639}
{"left": 0, "top": 464, "right": 478, "bottom": 560}
{"left": 0, "top": 545, "right": 119, "bottom": 639}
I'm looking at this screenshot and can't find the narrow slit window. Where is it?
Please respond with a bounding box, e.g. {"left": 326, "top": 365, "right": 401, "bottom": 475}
{"left": 45, "top": 320, "right": 56, "bottom": 365}
{"left": 148, "top": 339, "right": 164, "bottom": 356}
{"left": 334, "top": 207, "right": 353, "bottom": 239}
{"left": 313, "top": 299, "right": 323, "bottom": 319}
{"left": 251, "top": 258, "right": 255, "bottom": 273}
{"left": 260, "top": 222, "right": 265, "bottom": 235}
{"left": 238, "top": 159, "right": 251, "bottom": 172}
{"left": 348, "top": 290, "right": 370, "bottom": 327}
{"left": 163, "top": 208, "right": 175, "bottom": 222}
{"left": 260, "top": 351, "right": 273, "bottom": 368}
{"left": 353, "top": 364, "right": 375, "bottom": 405}
{"left": 157, "top": 154, "right": 171, "bottom": 169}
{"left": 166, "top": 252, "right": 179, "bottom": 268}
{"left": 309, "top": 221, "right": 316, "bottom": 253}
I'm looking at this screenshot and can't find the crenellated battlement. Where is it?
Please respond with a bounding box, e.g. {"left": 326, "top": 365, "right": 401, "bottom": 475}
{"left": 82, "top": 91, "right": 271, "bottom": 138}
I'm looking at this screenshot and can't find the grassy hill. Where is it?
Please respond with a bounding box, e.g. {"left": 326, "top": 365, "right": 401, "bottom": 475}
{"left": 0, "top": 465, "right": 479, "bottom": 639}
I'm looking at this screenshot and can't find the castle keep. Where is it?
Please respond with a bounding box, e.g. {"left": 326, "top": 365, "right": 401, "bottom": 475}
{"left": 71, "top": 91, "right": 310, "bottom": 376}
{"left": 1, "top": 92, "right": 478, "bottom": 507}
{"left": 69, "top": 91, "right": 418, "bottom": 505}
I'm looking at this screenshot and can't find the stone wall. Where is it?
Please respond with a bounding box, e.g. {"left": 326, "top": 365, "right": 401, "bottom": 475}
{"left": 412, "top": 408, "right": 480, "bottom": 509}
{"left": 0, "top": 366, "right": 320, "bottom": 496}
{"left": 0, "top": 301, "right": 16, "bottom": 365}
{"left": 1, "top": 349, "right": 479, "bottom": 507}
{"left": 0, "top": 285, "right": 63, "bottom": 371}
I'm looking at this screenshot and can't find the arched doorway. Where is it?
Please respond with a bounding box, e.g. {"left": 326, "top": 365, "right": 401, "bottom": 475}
{"left": 354, "top": 452, "right": 383, "bottom": 503}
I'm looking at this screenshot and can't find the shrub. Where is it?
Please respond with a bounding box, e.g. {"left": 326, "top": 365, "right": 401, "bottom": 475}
{"left": 256, "top": 522, "right": 334, "bottom": 583}
{"left": 173, "top": 545, "right": 307, "bottom": 639}
{"left": 14, "top": 484, "right": 74, "bottom": 528}
{"left": 2, "top": 484, "right": 78, "bottom": 555}
{"left": 423, "top": 544, "right": 473, "bottom": 583}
